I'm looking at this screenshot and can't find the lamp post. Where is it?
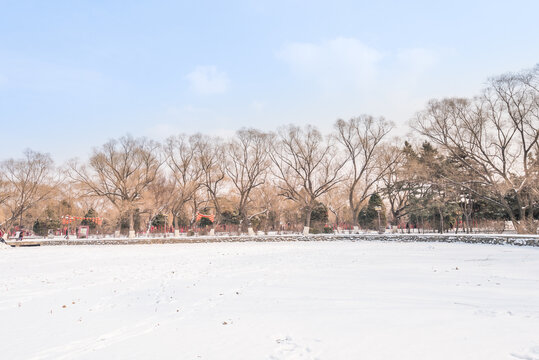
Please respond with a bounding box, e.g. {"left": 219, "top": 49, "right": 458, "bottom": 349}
{"left": 374, "top": 206, "right": 384, "bottom": 234}
{"left": 460, "top": 195, "right": 471, "bottom": 234}
{"left": 163, "top": 214, "right": 168, "bottom": 238}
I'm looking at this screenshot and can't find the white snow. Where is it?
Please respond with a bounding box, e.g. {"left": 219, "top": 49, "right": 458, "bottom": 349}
{"left": 1, "top": 241, "right": 539, "bottom": 359}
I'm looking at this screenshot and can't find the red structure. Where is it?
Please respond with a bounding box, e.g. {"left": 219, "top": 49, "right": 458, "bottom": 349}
{"left": 195, "top": 213, "right": 215, "bottom": 222}
{"left": 61, "top": 215, "right": 102, "bottom": 226}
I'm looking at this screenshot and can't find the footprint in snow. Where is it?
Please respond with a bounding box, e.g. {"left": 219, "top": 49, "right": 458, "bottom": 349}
{"left": 268, "top": 335, "right": 318, "bottom": 360}
{"left": 510, "top": 345, "right": 539, "bottom": 360}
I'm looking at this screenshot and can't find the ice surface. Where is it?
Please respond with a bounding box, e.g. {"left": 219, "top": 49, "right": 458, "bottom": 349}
{"left": 1, "top": 241, "right": 539, "bottom": 359}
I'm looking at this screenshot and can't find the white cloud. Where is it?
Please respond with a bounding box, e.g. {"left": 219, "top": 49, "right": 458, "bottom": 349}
{"left": 397, "top": 48, "right": 438, "bottom": 70}
{"left": 0, "top": 57, "right": 104, "bottom": 92}
{"left": 273, "top": 37, "right": 464, "bottom": 131}
{"left": 276, "top": 37, "right": 382, "bottom": 91}
{"left": 145, "top": 104, "right": 237, "bottom": 140}
{"left": 186, "top": 65, "right": 229, "bottom": 94}
{"left": 147, "top": 122, "right": 183, "bottom": 139}
{"left": 210, "top": 128, "right": 236, "bottom": 139}
{"left": 250, "top": 100, "right": 266, "bottom": 112}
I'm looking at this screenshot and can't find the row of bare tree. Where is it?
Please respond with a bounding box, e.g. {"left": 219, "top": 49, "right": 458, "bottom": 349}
{"left": 1, "top": 65, "right": 537, "bottom": 235}
{"left": 66, "top": 117, "right": 396, "bottom": 236}
{"left": 412, "top": 65, "right": 538, "bottom": 234}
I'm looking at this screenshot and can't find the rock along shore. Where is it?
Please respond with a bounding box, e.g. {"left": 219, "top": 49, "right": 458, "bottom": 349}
{"left": 6, "top": 233, "right": 539, "bottom": 247}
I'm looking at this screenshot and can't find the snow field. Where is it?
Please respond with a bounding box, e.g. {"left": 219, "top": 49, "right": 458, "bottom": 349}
{"left": 1, "top": 241, "right": 539, "bottom": 359}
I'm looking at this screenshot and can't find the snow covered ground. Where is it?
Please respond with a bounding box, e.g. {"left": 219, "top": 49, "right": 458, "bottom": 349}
{"left": 1, "top": 241, "right": 539, "bottom": 360}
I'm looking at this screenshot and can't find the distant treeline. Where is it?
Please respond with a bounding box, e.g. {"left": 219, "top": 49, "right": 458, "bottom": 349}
{"left": 1, "top": 65, "right": 537, "bottom": 235}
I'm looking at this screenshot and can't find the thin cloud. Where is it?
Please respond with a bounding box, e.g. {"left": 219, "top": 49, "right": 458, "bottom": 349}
{"left": 276, "top": 37, "right": 382, "bottom": 91}
{"left": 186, "top": 65, "right": 229, "bottom": 94}
{"left": 275, "top": 36, "right": 452, "bottom": 130}
{"left": 397, "top": 48, "right": 439, "bottom": 70}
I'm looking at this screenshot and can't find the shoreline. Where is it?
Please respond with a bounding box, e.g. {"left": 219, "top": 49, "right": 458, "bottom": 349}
{"left": 6, "top": 233, "right": 539, "bottom": 247}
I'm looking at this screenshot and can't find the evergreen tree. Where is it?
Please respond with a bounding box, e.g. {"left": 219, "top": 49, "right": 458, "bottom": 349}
{"left": 151, "top": 213, "right": 167, "bottom": 227}
{"left": 310, "top": 202, "right": 329, "bottom": 223}
{"left": 358, "top": 193, "right": 386, "bottom": 230}
{"left": 81, "top": 208, "right": 99, "bottom": 230}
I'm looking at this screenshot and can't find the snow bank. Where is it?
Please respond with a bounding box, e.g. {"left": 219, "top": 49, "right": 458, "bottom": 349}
{"left": 1, "top": 241, "right": 539, "bottom": 359}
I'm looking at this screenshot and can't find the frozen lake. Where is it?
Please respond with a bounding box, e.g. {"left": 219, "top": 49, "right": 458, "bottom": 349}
{"left": 1, "top": 241, "right": 539, "bottom": 359}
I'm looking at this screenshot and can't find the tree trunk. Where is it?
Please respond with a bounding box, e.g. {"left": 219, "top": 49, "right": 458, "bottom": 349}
{"left": 145, "top": 210, "right": 154, "bottom": 236}
{"left": 304, "top": 206, "right": 313, "bottom": 234}
{"left": 116, "top": 210, "right": 122, "bottom": 236}
{"left": 438, "top": 208, "right": 444, "bottom": 233}
{"left": 129, "top": 210, "right": 134, "bottom": 231}
{"left": 305, "top": 207, "right": 312, "bottom": 228}
{"left": 240, "top": 212, "right": 249, "bottom": 233}
{"left": 349, "top": 193, "right": 358, "bottom": 226}
{"left": 212, "top": 203, "right": 221, "bottom": 233}
{"left": 128, "top": 209, "right": 135, "bottom": 238}
{"left": 172, "top": 213, "right": 180, "bottom": 237}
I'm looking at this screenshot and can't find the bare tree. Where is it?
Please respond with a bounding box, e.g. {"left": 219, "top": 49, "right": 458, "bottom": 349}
{"left": 142, "top": 173, "right": 173, "bottom": 235}
{"left": 0, "top": 149, "right": 59, "bottom": 230}
{"left": 165, "top": 134, "right": 203, "bottom": 235}
{"left": 250, "top": 183, "right": 283, "bottom": 233}
{"left": 0, "top": 172, "right": 11, "bottom": 209}
{"left": 321, "top": 185, "right": 348, "bottom": 230}
{"left": 270, "top": 125, "right": 346, "bottom": 234}
{"left": 412, "top": 66, "right": 539, "bottom": 234}
{"left": 192, "top": 134, "right": 227, "bottom": 228}
{"left": 187, "top": 187, "right": 212, "bottom": 228}
{"left": 380, "top": 143, "right": 411, "bottom": 226}
{"left": 334, "top": 116, "right": 395, "bottom": 227}
{"left": 69, "top": 136, "right": 162, "bottom": 237}
{"left": 225, "top": 128, "right": 271, "bottom": 233}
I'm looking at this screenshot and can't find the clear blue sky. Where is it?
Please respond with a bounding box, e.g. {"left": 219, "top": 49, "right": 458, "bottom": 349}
{"left": 1, "top": 0, "right": 538, "bottom": 163}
